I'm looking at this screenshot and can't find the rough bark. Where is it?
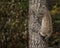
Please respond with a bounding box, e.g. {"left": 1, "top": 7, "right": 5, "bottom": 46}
{"left": 28, "top": 0, "right": 53, "bottom": 48}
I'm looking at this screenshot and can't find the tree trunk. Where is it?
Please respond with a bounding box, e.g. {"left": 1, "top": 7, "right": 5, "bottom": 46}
{"left": 28, "top": 0, "right": 53, "bottom": 48}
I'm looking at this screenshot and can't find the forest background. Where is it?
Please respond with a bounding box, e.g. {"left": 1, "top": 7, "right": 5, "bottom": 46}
{"left": 0, "top": 0, "right": 60, "bottom": 48}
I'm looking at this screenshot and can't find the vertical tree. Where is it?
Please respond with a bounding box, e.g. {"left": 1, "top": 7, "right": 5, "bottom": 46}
{"left": 28, "top": 0, "right": 53, "bottom": 48}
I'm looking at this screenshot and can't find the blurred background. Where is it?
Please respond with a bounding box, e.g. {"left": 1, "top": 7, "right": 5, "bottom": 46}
{"left": 0, "top": 0, "right": 60, "bottom": 48}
